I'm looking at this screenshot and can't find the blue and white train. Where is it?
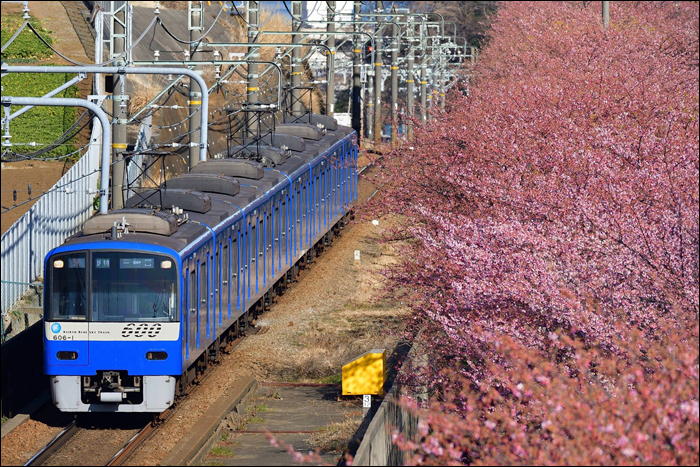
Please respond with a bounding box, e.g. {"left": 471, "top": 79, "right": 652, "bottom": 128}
{"left": 43, "top": 120, "right": 357, "bottom": 412}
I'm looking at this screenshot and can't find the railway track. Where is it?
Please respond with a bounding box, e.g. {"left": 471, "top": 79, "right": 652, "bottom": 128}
{"left": 24, "top": 419, "right": 144, "bottom": 466}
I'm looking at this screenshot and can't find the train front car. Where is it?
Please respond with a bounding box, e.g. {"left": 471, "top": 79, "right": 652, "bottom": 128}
{"left": 44, "top": 243, "right": 182, "bottom": 413}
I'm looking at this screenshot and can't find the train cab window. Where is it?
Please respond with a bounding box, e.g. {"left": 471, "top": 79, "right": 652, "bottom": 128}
{"left": 91, "top": 252, "right": 178, "bottom": 322}
{"left": 48, "top": 252, "right": 87, "bottom": 320}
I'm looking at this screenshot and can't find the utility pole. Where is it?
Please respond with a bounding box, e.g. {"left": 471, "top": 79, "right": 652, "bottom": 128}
{"left": 406, "top": 16, "right": 415, "bottom": 140}
{"left": 291, "top": 1, "right": 302, "bottom": 118}
{"left": 374, "top": 1, "right": 383, "bottom": 143}
{"left": 246, "top": 1, "right": 259, "bottom": 135}
{"left": 364, "top": 10, "right": 373, "bottom": 140}
{"left": 390, "top": 7, "right": 398, "bottom": 147}
{"left": 439, "top": 43, "right": 446, "bottom": 110}
{"left": 602, "top": 1, "right": 610, "bottom": 28}
{"left": 326, "top": 1, "right": 336, "bottom": 116}
{"left": 111, "top": 1, "right": 127, "bottom": 209}
{"left": 419, "top": 31, "right": 427, "bottom": 123}
{"left": 351, "top": 0, "right": 362, "bottom": 138}
{"left": 189, "top": 1, "right": 204, "bottom": 170}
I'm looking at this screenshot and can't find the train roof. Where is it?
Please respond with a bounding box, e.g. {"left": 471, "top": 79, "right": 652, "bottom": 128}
{"left": 59, "top": 123, "right": 355, "bottom": 256}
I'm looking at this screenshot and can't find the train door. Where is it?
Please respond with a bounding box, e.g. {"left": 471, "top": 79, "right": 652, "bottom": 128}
{"left": 292, "top": 188, "right": 298, "bottom": 257}
{"left": 233, "top": 227, "right": 242, "bottom": 318}
{"left": 263, "top": 207, "right": 273, "bottom": 287}
{"left": 309, "top": 174, "right": 314, "bottom": 245}
{"left": 305, "top": 178, "right": 311, "bottom": 247}
{"left": 198, "top": 257, "right": 207, "bottom": 347}
{"left": 331, "top": 153, "right": 337, "bottom": 219}
{"left": 315, "top": 173, "right": 321, "bottom": 238}
{"left": 268, "top": 207, "right": 274, "bottom": 280}
{"left": 300, "top": 183, "right": 306, "bottom": 251}
{"left": 188, "top": 265, "right": 196, "bottom": 354}
{"left": 215, "top": 244, "right": 220, "bottom": 334}
{"left": 262, "top": 210, "right": 267, "bottom": 288}
{"left": 340, "top": 147, "right": 345, "bottom": 212}
{"left": 247, "top": 217, "right": 254, "bottom": 300}
{"left": 222, "top": 239, "right": 229, "bottom": 324}
{"left": 270, "top": 205, "right": 275, "bottom": 277}
{"left": 272, "top": 201, "right": 283, "bottom": 276}
{"left": 252, "top": 215, "right": 259, "bottom": 296}
{"left": 281, "top": 198, "right": 288, "bottom": 267}
{"left": 321, "top": 167, "right": 326, "bottom": 229}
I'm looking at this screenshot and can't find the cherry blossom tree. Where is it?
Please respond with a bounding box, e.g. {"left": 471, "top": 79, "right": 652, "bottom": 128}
{"left": 366, "top": 1, "right": 699, "bottom": 463}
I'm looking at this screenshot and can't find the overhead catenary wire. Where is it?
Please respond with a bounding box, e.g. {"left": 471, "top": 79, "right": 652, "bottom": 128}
{"left": 3, "top": 2, "right": 466, "bottom": 211}
{"left": 155, "top": 5, "right": 225, "bottom": 46}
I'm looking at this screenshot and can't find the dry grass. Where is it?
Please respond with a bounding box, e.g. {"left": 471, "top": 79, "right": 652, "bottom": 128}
{"left": 279, "top": 301, "right": 406, "bottom": 382}
{"left": 128, "top": 77, "right": 162, "bottom": 115}
{"left": 305, "top": 413, "right": 363, "bottom": 453}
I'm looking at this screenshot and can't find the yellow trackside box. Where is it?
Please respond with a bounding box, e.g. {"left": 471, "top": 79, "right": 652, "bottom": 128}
{"left": 342, "top": 348, "right": 386, "bottom": 396}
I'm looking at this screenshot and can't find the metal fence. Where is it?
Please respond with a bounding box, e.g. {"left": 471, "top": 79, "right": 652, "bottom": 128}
{"left": 1, "top": 123, "right": 101, "bottom": 318}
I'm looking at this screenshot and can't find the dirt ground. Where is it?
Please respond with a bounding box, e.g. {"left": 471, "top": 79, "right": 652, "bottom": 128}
{"left": 1, "top": 1, "right": 93, "bottom": 235}
{"left": 1, "top": 160, "right": 71, "bottom": 234}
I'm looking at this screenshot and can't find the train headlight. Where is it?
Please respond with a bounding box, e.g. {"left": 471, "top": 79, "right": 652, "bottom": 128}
{"left": 56, "top": 351, "right": 78, "bottom": 360}
{"left": 161, "top": 260, "right": 172, "bottom": 269}
{"left": 53, "top": 259, "right": 64, "bottom": 269}
{"left": 146, "top": 351, "right": 168, "bottom": 360}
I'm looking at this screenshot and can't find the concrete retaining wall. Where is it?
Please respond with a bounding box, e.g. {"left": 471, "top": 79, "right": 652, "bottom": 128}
{"left": 353, "top": 384, "right": 421, "bottom": 466}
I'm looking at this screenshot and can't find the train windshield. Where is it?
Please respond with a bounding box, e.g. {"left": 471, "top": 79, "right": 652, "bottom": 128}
{"left": 91, "top": 252, "right": 178, "bottom": 322}
{"left": 49, "top": 252, "right": 88, "bottom": 320}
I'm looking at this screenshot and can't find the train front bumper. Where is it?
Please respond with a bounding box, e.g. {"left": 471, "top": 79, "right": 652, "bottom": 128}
{"left": 50, "top": 375, "right": 176, "bottom": 413}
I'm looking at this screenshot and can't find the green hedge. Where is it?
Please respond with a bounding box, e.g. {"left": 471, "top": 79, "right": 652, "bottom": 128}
{"left": 2, "top": 12, "right": 82, "bottom": 159}
{"left": 1, "top": 12, "right": 54, "bottom": 61}
{"left": 3, "top": 71, "right": 79, "bottom": 158}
